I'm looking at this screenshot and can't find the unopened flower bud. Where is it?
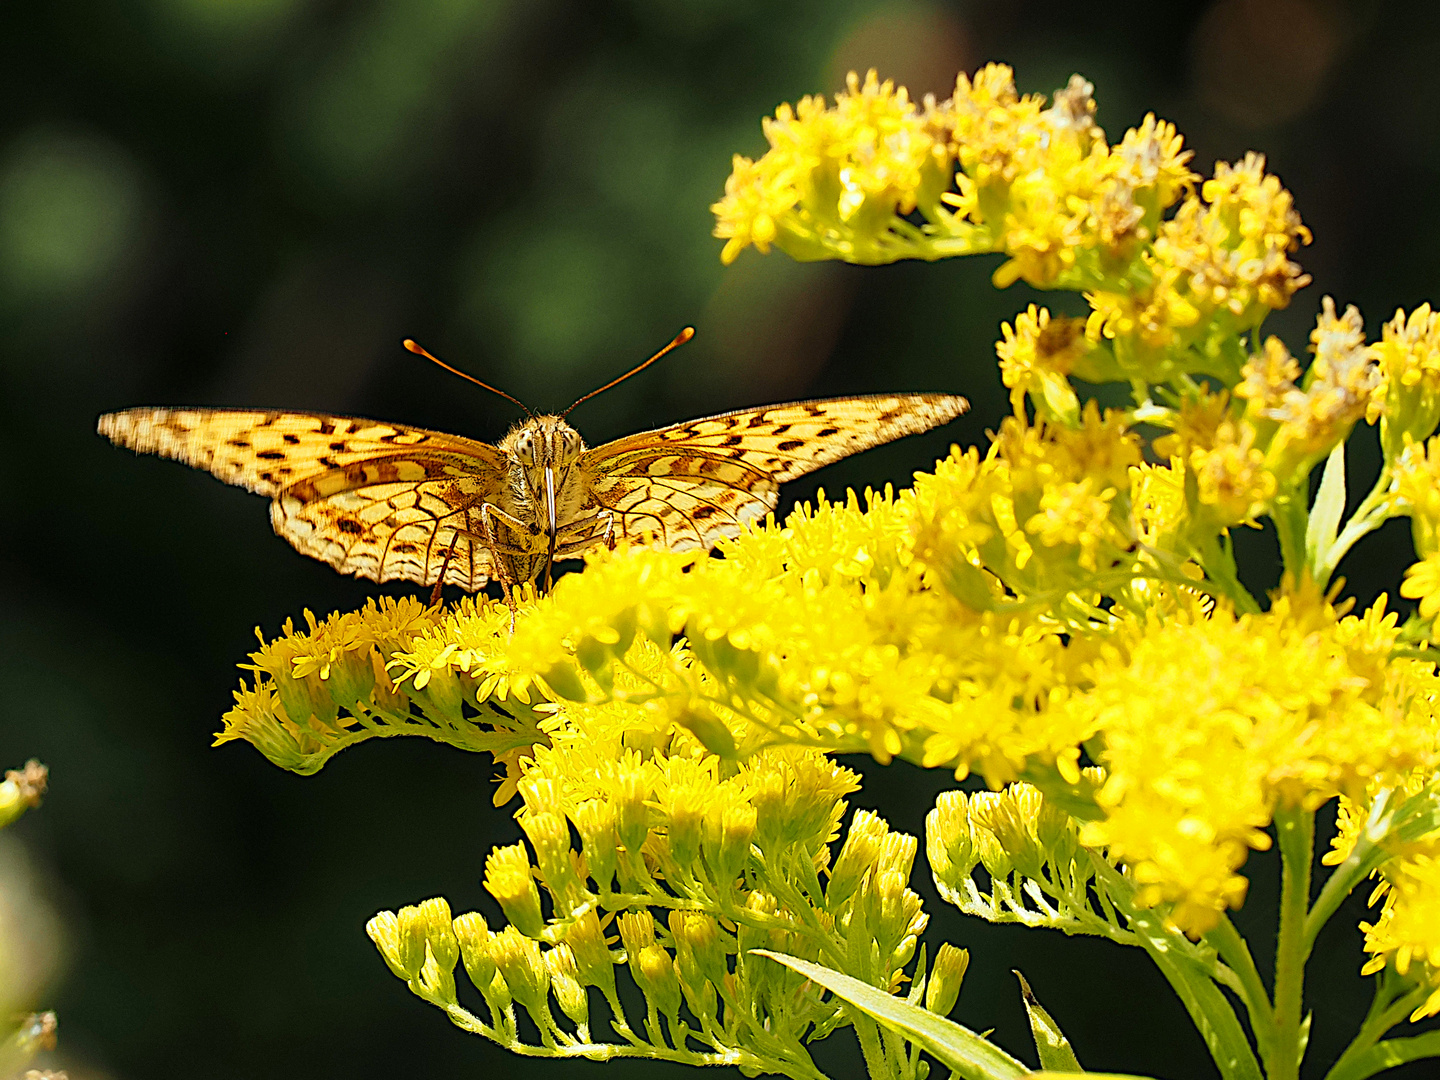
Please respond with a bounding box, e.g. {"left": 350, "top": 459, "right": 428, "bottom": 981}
{"left": 572, "top": 799, "right": 618, "bottom": 893}
{"left": 366, "top": 910, "right": 411, "bottom": 979}
{"left": 563, "top": 909, "right": 618, "bottom": 997}
{"left": 490, "top": 926, "right": 550, "bottom": 1015}
{"left": 395, "top": 905, "right": 430, "bottom": 978}
{"left": 417, "top": 896, "right": 459, "bottom": 973}
{"left": 453, "top": 910, "right": 496, "bottom": 994}
{"left": 636, "top": 944, "right": 683, "bottom": 1017}
{"left": 829, "top": 810, "right": 887, "bottom": 906}
{"left": 925, "top": 943, "right": 969, "bottom": 1017}
{"left": 545, "top": 944, "right": 590, "bottom": 1026}
{"left": 614, "top": 755, "right": 653, "bottom": 857}
{"left": 484, "top": 843, "right": 547, "bottom": 938}
{"left": 705, "top": 798, "right": 756, "bottom": 887}
{"left": 521, "top": 810, "right": 586, "bottom": 914}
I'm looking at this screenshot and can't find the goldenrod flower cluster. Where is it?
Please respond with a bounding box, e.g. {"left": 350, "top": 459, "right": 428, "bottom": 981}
{"left": 364, "top": 754, "right": 960, "bottom": 1074}
{"left": 0, "top": 759, "right": 46, "bottom": 830}
{"left": 218, "top": 66, "right": 1440, "bottom": 1074}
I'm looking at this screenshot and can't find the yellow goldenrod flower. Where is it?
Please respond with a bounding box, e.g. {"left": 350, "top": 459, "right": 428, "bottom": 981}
{"left": 1390, "top": 436, "right": 1440, "bottom": 557}
{"left": 1073, "top": 587, "right": 1440, "bottom": 935}
{"left": 711, "top": 70, "right": 953, "bottom": 265}
{"left": 1189, "top": 420, "right": 1277, "bottom": 527}
{"left": 1261, "top": 298, "right": 1376, "bottom": 483}
{"left": 1401, "top": 553, "right": 1440, "bottom": 620}
{"left": 1360, "top": 854, "right": 1440, "bottom": 1020}
{"left": 995, "top": 305, "right": 1089, "bottom": 421}
{"left": 1370, "top": 303, "right": 1440, "bottom": 459}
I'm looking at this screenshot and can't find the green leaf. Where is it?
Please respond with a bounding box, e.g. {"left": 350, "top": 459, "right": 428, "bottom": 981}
{"left": 1324, "top": 1030, "right": 1440, "bottom": 1080}
{"left": 1014, "top": 971, "right": 1082, "bottom": 1071}
{"left": 1306, "top": 442, "right": 1347, "bottom": 571}
{"left": 1088, "top": 859, "right": 1263, "bottom": 1080}
{"left": 750, "top": 950, "right": 1030, "bottom": 1080}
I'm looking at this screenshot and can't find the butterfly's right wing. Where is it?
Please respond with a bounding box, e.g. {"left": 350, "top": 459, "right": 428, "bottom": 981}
{"left": 98, "top": 408, "right": 510, "bottom": 590}
{"left": 583, "top": 393, "right": 968, "bottom": 551}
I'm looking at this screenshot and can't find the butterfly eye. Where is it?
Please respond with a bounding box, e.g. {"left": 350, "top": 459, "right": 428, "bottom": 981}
{"left": 513, "top": 430, "right": 537, "bottom": 464}
{"left": 559, "top": 430, "right": 583, "bottom": 463}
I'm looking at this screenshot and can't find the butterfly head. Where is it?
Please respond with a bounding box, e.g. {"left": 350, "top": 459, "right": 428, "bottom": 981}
{"left": 507, "top": 416, "right": 586, "bottom": 468}
{"left": 502, "top": 416, "right": 591, "bottom": 543}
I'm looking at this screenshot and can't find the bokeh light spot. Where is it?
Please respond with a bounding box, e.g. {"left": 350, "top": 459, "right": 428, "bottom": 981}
{"left": 0, "top": 131, "right": 143, "bottom": 307}
{"left": 824, "top": 3, "right": 972, "bottom": 101}
{"left": 1191, "top": 0, "right": 1343, "bottom": 129}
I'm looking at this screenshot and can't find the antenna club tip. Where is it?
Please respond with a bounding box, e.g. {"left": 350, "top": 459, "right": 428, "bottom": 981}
{"left": 677, "top": 326, "right": 696, "bottom": 342}
{"left": 402, "top": 338, "right": 422, "bottom": 354}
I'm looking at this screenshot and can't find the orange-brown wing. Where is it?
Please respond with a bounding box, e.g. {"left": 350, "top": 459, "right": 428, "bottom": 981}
{"left": 584, "top": 394, "right": 967, "bottom": 550}
{"left": 97, "top": 408, "right": 509, "bottom": 590}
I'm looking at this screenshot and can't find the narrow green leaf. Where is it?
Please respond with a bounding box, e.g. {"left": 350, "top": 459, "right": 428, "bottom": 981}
{"left": 1088, "top": 860, "right": 1263, "bottom": 1080}
{"left": 750, "top": 950, "right": 1030, "bottom": 1080}
{"left": 1014, "top": 971, "right": 1083, "bottom": 1071}
{"left": 1324, "top": 1029, "right": 1440, "bottom": 1080}
{"left": 1306, "top": 442, "right": 1346, "bottom": 570}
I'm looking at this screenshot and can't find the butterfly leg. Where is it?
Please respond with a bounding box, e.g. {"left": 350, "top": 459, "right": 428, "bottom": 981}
{"left": 477, "top": 503, "right": 519, "bottom": 625}
{"left": 429, "top": 530, "right": 459, "bottom": 607}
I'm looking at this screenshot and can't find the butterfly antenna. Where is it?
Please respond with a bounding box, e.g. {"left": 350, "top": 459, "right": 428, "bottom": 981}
{"left": 403, "top": 339, "right": 536, "bottom": 420}
{"left": 562, "top": 326, "right": 695, "bottom": 417}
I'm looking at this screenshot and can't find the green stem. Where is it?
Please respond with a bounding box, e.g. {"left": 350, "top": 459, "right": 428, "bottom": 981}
{"left": 1205, "top": 916, "right": 1277, "bottom": 1067}
{"left": 1317, "top": 469, "right": 1394, "bottom": 583}
{"left": 1271, "top": 805, "right": 1316, "bottom": 1080}
{"left": 854, "top": 1014, "right": 894, "bottom": 1079}
{"left": 1272, "top": 488, "right": 1311, "bottom": 582}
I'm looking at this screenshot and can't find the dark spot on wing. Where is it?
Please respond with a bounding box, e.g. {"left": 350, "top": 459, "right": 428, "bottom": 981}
{"left": 330, "top": 441, "right": 347, "bottom": 451}
{"left": 257, "top": 450, "right": 285, "bottom": 460}
{"left": 283, "top": 434, "right": 301, "bottom": 445}
{"left": 227, "top": 438, "right": 251, "bottom": 449}
{"left": 771, "top": 424, "right": 791, "bottom": 435}
{"left": 692, "top": 505, "right": 718, "bottom": 520}
{"left": 392, "top": 541, "right": 418, "bottom": 553}
{"left": 721, "top": 435, "right": 743, "bottom": 447}
{"left": 777, "top": 440, "right": 805, "bottom": 452}
{"left": 337, "top": 519, "right": 362, "bottom": 534}
{"left": 815, "top": 427, "right": 840, "bottom": 438}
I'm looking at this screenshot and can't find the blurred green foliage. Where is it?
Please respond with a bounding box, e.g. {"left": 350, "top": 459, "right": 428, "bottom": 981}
{"left": 2, "top": 0, "right": 1439, "bottom": 1076}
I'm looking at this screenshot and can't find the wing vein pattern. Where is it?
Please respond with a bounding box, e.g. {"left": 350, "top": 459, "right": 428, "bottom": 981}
{"left": 98, "top": 407, "right": 507, "bottom": 590}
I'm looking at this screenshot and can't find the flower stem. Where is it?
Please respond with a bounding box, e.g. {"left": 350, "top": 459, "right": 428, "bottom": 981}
{"left": 1205, "top": 916, "right": 1276, "bottom": 1067}
{"left": 1271, "top": 805, "right": 1315, "bottom": 1080}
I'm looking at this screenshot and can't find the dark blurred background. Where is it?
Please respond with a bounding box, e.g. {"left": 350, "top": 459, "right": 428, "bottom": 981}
{"left": 2, "top": 0, "right": 1436, "bottom": 1076}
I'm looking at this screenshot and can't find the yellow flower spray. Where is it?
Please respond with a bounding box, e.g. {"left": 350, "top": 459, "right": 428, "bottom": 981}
{"left": 216, "top": 66, "right": 1440, "bottom": 1080}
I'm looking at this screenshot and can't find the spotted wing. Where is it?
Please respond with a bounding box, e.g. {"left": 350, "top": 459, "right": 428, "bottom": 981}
{"left": 584, "top": 394, "right": 968, "bottom": 550}
{"left": 98, "top": 408, "right": 509, "bottom": 590}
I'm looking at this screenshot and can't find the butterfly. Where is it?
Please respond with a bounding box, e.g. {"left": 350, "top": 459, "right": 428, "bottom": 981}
{"left": 98, "top": 329, "right": 968, "bottom": 604}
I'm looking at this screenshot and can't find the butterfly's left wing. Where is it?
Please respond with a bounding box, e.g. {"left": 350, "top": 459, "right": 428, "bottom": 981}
{"left": 584, "top": 394, "right": 968, "bottom": 550}
{"left": 99, "top": 407, "right": 509, "bottom": 590}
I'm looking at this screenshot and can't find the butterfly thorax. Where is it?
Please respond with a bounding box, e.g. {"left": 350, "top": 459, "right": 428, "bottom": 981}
{"left": 496, "top": 415, "right": 594, "bottom": 540}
